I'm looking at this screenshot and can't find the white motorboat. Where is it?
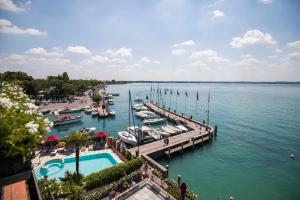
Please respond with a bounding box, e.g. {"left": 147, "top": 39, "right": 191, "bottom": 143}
{"left": 53, "top": 114, "right": 82, "bottom": 126}
{"left": 155, "top": 128, "right": 170, "bottom": 137}
{"left": 135, "top": 105, "right": 148, "bottom": 111}
{"left": 176, "top": 125, "right": 188, "bottom": 132}
{"left": 58, "top": 108, "right": 81, "bottom": 114}
{"left": 108, "top": 99, "right": 114, "bottom": 105}
{"left": 108, "top": 108, "right": 116, "bottom": 116}
{"left": 109, "top": 92, "right": 119, "bottom": 96}
{"left": 147, "top": 128, "right": 163, "bottom": 140}
{"left": 132, "top": 103, "right": 143, "bottom": 110}
{"left": 143, "top": 118, "right": 166, "bottom": 125}
{"left": 162, "top": 125, "right": 182, "bottom": 135}
{"left": 81, "top": 127, "right": 96, "bottom": 134}
{"left": 134, "top": 96, "right": 143, "bottom": 102}
{"left": 118, "top": 131, "right": 137, "bottom": 145}
{"left": 136, "top": 111, "right": 159, "bottom": 119}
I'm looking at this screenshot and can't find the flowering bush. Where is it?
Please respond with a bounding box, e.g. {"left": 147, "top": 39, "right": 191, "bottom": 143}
{"left": 0, "top": 83, "right": 50, "bottom": 161}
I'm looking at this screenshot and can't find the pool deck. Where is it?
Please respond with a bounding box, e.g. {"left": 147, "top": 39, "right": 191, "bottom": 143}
{"left": 32, "top": 148, "right": 123, "bottom": 168}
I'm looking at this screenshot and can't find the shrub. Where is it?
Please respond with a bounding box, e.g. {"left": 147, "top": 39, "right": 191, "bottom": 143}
{"left": 84, "top": 157, "right": 142, "bottom": 190}
{"left": 165, "top": 179, "right": 199, "bottom": 200}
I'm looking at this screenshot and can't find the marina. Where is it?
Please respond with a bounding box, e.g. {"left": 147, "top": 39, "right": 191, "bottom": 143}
{"left": 129, "top": 103, "right": 215, "bottom": 177}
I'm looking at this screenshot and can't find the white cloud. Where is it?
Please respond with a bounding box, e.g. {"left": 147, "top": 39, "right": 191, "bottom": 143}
{"left": 287, "top": 51, "right": 300, "bottom": 60}
{"left": 0, "top": 19, "right": 47, "bottom": 36}
{"left": 230, "top": 29, "right": 276, "bottom": 48}
{"left": 212, "top": 10, "right": 224, "bottom": 18}
{"left": 275, "top": 48, "right": 283, "bottom": 53}
{"left": 26, "top": 48, "right": 47, "bottom": 55}
{"left": 287, "top": 40, "right": 300, "bottom": 48}
{"left": 0, "top": 0, "right": 24, "bottom": 12}
{"left": 139, "top": 57, "right": 160, "bottom": 64}
{"left": 106, "top": 47, "right": 132, "bottom": 57}
{"left": 235, "top": 54, "right": 259, "bottom": 67}
{"left": 25, "top": 47, "right": 64, "bottom": 57}
{"left": 172, "top": 48, "right": 188, "bottom": 56}
{"left": 258, "top": 0, "right": 272, "bottom": 5}
{"left": 81, "top": 54, "right": 127, "bottom": 65}
{"left": 173, "top": 40, "right": 195, "bottom": 47}
{"left": 66, "top": 46, "right": 91, "bottom": 54}
{"left": 190, "top": 50, "right": 229, "bottom": 63}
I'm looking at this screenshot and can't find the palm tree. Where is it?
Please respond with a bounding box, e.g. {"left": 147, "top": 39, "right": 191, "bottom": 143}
{"left": 65, "top": 131, "right": 89, "bottom": 180}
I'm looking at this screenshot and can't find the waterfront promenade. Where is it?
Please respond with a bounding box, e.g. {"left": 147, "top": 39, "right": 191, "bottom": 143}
{"left": 38, "top": 95, "right": 92, "bottom": 112}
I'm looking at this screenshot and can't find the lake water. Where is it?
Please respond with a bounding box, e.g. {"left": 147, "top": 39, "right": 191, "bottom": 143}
{"left": 48, "top": 83, "right": 300, "bottom": 200}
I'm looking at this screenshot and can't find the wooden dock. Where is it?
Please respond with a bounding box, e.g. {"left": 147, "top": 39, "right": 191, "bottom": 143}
{"left": 129, "top": 103, "right": 215, "bottom": 177}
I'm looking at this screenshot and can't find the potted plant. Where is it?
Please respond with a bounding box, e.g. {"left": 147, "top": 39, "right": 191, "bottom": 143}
{"left": 0, "top": 83, "right": 51, "bottom": 185}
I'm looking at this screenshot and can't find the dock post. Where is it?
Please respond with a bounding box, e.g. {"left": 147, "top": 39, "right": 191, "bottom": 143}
{"left": 177, "top": 175, "right": 181, "bottom": 185}
{"left": 214, "top": 125, "right": 218, "bottom": 137}
{"left": 165, "top": 165, "right": 169, "bottom": 178}
{"left": 192, "top": 138, "right": 195, "bottom": 149}
{"left": 203, "top": 120, "right": 205, "bottom": 124}
{"left": 168, "top": 148, "right": 171, "bottom": 159}
{"left": 201, "top": 135, "right": 204, "bottom": 144}
{"left": 181, "top": 143, "right": 183, "bottom": 154}
{"left": 174, "top": 110, "right": 176, "bottom": 113}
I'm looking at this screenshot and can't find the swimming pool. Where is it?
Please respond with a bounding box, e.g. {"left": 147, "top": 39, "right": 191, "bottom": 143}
{"left": 34, "top": 153, "right": 118, "bottom": 180}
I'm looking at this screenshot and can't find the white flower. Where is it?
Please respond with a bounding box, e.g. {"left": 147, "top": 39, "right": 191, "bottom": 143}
{"left": 0, "top": 97, "right": 14, "bottom": 109}
{"left": 25, "top": 121, "right": 39, "bottom": 134}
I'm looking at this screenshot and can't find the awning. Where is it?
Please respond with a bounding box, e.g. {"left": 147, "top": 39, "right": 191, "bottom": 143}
{"left": 95, "top": 132, "right": 108, "bottom": 138}
{"left": 45, "top": 135, "right": 59, "bottom": 143}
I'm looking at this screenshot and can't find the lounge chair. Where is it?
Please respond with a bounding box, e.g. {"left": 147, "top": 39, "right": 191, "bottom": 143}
{"left": 50, "top": 149, "right": 57, "bottom": 156}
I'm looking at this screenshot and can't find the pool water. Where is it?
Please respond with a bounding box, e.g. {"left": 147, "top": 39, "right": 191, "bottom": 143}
{"left": 35, "top": 153, "right": 117, "bottom": 180}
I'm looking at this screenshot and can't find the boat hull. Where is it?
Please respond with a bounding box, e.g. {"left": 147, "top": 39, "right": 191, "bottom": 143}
{"left": 53, "top": 117, "right": 82, "bottom": 126}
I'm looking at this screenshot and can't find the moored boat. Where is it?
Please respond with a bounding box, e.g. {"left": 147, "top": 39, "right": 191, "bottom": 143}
{"left": 80, "top": 127, "right": 96, "bottom": 134}
{"left": 53, "top": 114, "right": 82, "bottom": 126}
{"left": 134, "top": 96, "right": 143, "bottom": 102}
{"left": 58, "top": 108, "right": 81, "bottom": 114}
{"left": 143, "top": 118, "right": 166, "bottom": 125}
{"left": 176, "top": 125, "right": 188, "bottom": 132}
{"left": 108, "top": 107, "right": 116, "bottom": 116}
{"left": 118, "top": 131, "right": 137, "bottom": 145}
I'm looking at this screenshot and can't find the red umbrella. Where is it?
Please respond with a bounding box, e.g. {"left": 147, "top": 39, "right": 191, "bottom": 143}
{"left": 45, "top": 135, "right": 59, "bottom": 143}
{"left": 95, "top": 132, "right": 108, "bottom": 138}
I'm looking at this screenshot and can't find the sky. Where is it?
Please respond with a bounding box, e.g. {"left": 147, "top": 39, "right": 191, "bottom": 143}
{"left": 0, "top": 0, "right": 300, "bottom": 81}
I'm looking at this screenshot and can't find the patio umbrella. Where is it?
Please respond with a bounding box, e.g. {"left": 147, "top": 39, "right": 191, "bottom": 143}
{"left": 57, "top": 141, "right": 66, "bottom": 148}
{"left": 45, "top": 135, "right": 59, "bottom": 148}
{"left": 95, "top": 132, "right": 108, "bottom": 138}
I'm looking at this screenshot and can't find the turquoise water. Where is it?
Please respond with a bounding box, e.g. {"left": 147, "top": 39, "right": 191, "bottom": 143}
{"left": 47, "top": 83, "right": 300, "bottom": 200}
{"left": 35, "top": 153, "right": 117, "bottom": 180}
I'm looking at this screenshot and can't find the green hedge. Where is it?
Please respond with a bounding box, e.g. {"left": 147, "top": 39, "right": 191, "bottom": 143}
{"left": 84, "top": 158, "right": 143, "bottom": 190}
{"left": 165, "top": 179, "right": 199, "bottom": 200}
{"left": 81, "top": 170, "right": 142, "bottom": 200}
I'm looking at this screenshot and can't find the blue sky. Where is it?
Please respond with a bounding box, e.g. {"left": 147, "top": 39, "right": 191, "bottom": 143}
{"left": 0, "top": 0, "right": 300, "bottom": 81}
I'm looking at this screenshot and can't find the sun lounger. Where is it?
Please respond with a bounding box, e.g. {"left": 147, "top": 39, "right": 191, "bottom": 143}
{"left": 50, "top": 149, "right": 57, "bottom": 156}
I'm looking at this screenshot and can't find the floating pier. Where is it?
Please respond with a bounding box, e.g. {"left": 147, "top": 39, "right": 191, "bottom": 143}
{"left": 129, "top": 103, "right": 215, "bottom": 177}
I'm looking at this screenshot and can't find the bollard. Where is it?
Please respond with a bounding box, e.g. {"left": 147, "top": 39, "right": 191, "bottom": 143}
{"left": 177, "top": 175, "right": 181, "bottom": 185}
{"left": 203, "top": 120, "right": 205, "bottom": 124}
{"left": 165, "top": 165, "right": 169, "bottom": 178}
{"left": 214, "top": 125, "right": 218, "bottom": 136}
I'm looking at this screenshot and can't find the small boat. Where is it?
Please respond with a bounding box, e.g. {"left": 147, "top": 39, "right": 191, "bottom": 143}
{"left": 147, "top": 128, "right": 162, "bottom": 140}
{"left": 162, "top": 125, "right": 182, "bottom": 135}
{"left": 155, "top": 128, "right": 170, "bottom": 137}
{"left": 290, "top": 154, "right": 295, "bottom": 159}
{"left": 176, "top": 125, "right": 188, "bottom": 132}
{"left": 108, "top": 99, "right": 114, "bottom": 105}
{"left": 109, "top": 92, "right": 119, "bottom": 96}
{"left": 118, "top": 131, "right": 137, "bottom": 145}
{"left": 106, "top": 94, "right": 113, "bottom": 99}
{"left": 136, "top": 111, "right": 159, "bottom": 119}
{"left": 91, "top": 111, "right": 98, "bottom": 116}
{"left": 41, "top": 109, "right": 51, "bottom": 114}
{"left": 84, "top": 107, "right": 92, "bottom": 114}
{"left": 53, "top": 114, "right": 82, "bottom": 126}
{"left": 81, "top": 127, "right": 96, "bottom": 134}
{"left": 108, "top": 107, "right": 116, "bottom": 116}
{"left": 132, "top": 103, "right": 143, "bottom": 110}
{"left": 58, "top": 108, "right": 81, "bottom": 114}
{"left": 135, "top": 105, "right": 148, "bottom": 111}
{"left": 143, "top": 118, "right": 166, "bottom": 125}
{"left": 134, "top": 96, "right": 143, "bottom": 102}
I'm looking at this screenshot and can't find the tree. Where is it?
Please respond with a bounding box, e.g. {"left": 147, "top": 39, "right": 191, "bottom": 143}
{"left": 62, "top": 72, "right": 70, "bottom": 81}
{"left": 64, "top": 132, "right": 89, "bottom": 180}
{"left": 93, "top": 94, "right": 102, "bottom": 105}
